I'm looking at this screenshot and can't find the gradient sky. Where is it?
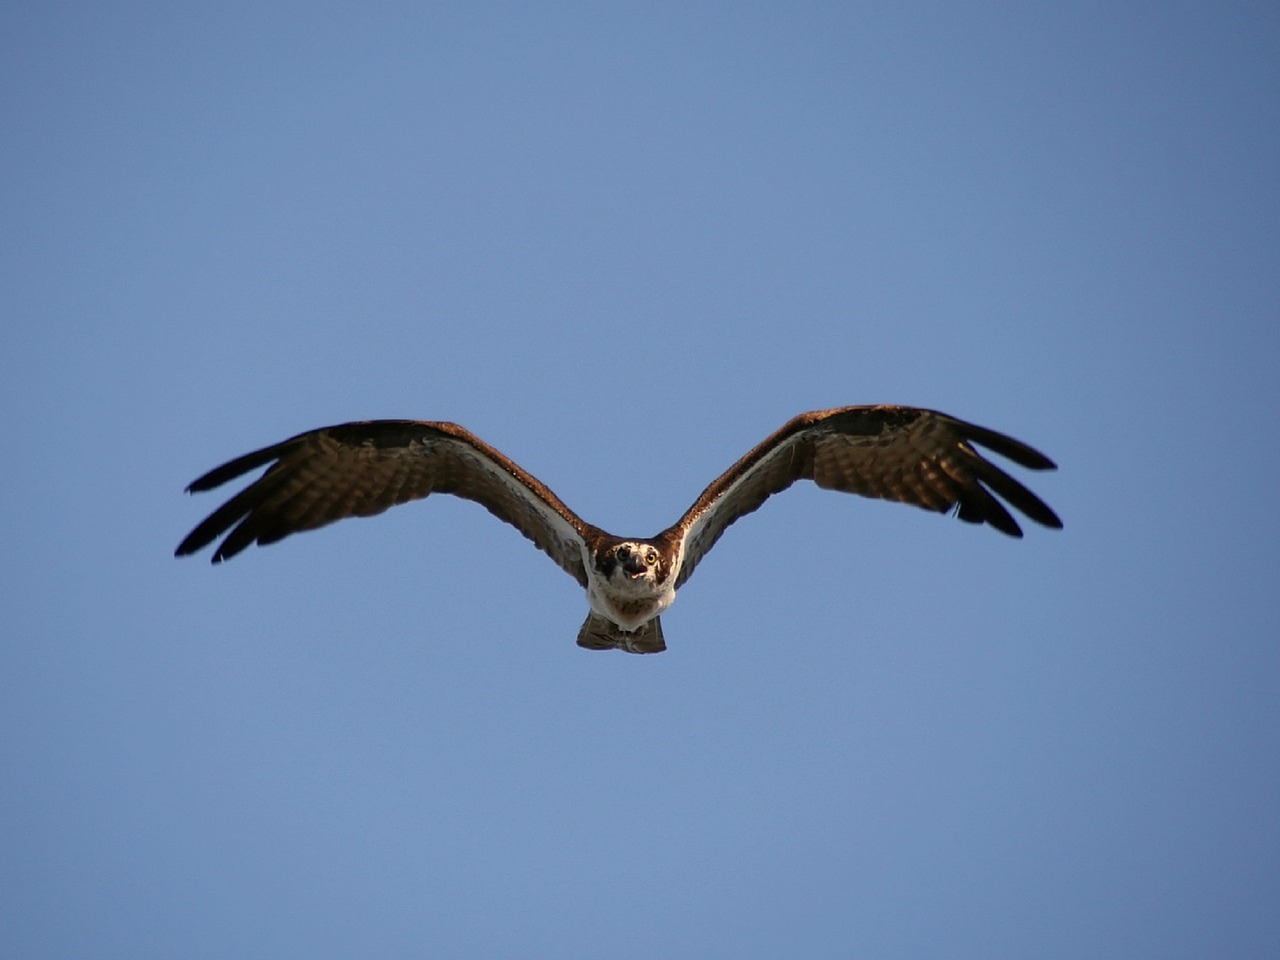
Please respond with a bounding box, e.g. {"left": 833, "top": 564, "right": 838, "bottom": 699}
{"left": 3, "top": 2, "right": 1278, "bottom": 957}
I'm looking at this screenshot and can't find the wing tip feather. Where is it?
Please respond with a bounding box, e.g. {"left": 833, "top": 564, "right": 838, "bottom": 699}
{"left": 957, "top": 418, "right": 1058, "bottom": 472}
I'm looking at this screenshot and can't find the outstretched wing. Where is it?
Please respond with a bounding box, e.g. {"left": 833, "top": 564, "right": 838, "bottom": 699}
{"left": 176, "top": 420, "right": 596, "bottom": 586}
{"left": 668, "top": 406, "right": 1062, "bottom": 587}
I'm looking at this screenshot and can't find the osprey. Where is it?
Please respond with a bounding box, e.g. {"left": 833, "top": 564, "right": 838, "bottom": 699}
{"left": 176, "top": 405, "right": 1062, "bottom": 653}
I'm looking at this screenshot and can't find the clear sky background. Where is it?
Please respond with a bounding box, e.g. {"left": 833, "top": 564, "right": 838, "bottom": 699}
{"left": 3, "top": 2, "right": 1278, "bottom": 957}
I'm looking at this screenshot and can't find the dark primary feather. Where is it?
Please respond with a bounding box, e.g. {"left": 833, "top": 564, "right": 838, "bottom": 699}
{"left": 668, "top": 405, "right": 1061, "bottom": 587}
{"left": 175, "top": 420, "right": 595, "bottom": 586}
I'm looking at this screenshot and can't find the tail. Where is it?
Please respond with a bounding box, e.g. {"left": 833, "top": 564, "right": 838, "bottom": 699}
{"left": 576, "top": 613, "right": 667, "bottom": 654}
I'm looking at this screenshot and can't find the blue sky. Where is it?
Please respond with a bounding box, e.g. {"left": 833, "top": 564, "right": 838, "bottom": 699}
{"left": 3, "top": 2, "right": 1278, "bottom": 957}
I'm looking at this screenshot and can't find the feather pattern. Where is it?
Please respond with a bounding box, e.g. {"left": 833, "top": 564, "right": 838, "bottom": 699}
{"left": 176, "top": 420, "right": 596, "bottom": 586}
{"left": 669, "top": 406, "right": 1061, "bottom": 587}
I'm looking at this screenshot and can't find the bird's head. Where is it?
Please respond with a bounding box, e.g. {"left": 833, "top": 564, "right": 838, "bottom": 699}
{"left": 599, "top": 541, "right": 665, "bottom": 589}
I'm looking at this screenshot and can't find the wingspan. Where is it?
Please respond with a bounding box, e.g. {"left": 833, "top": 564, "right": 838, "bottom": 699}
{"left": 668, "top": 406, "right": 1062, "bottom": 587}
{"left": 176, "top": 420, "right": 595, "bottom": 586}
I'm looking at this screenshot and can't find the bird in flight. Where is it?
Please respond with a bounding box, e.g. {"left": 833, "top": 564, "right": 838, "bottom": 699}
{"left": 177, "top": 405, "right": 1062, "bottom": 653}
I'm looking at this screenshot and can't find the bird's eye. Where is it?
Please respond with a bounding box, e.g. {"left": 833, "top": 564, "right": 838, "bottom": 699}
{"left": 646, "top": 551, "right": 657, "bottom": 565}
{"left": 618, "top": 546, "right": 630, "bottom": 558}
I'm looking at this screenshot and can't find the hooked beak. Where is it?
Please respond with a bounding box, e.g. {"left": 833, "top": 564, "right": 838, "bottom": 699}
{"left": 622, "top": 554, "right": 648, "bottom": 579}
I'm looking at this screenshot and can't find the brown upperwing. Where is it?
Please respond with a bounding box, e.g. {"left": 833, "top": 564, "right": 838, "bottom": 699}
{"left": 667, "top": 405, "right": 1062, "bottom": 588}
{"left": 176, "top": 420, "right": 597, "bottom": 586}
